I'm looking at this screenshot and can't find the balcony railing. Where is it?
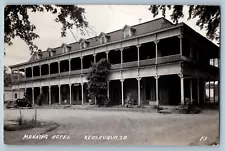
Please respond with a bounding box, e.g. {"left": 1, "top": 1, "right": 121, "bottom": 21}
{"left": 70, "top": 70, "right": 81, "bottom": 75}
{"left": 82, "top": 68, "right": 91, "bottom": 74}
{"left": 60, "top": 71, "right": 69, "bottom": 77}
{"left": 14, "top": 54, "right": 194, "bottom": 83}
{"left": 50, "top": 73, "right": 59, "bottom": 78}
{"left": 122, "top": 61, "right": 138, "bottom": 68}
{"left": 157, "top": 54, "right": 182, "bottom": 64}
{"left": 139, "top": 58, "right": 156, "bottom": 66}
{"left": 111, "top": 64, "right": 121, "bottom": 70}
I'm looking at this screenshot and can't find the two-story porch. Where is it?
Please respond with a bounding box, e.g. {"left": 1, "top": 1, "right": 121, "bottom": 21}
{"left": 10, "top": 22, "right": 220, "bottom": 107}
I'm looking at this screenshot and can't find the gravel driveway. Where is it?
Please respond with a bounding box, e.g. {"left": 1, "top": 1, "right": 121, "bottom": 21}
{"left": 4, "top": 109, "right": 219, "bottom": 146}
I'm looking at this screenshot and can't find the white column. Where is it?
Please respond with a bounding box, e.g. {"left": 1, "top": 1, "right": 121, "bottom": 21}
{"left": 155, "top": 75, "right": 159, "bottom": 106}
{"left": 39, "top": 65, "right": 41, "bottom": 76}
{"left": 197, "top": 78, "right": 200, "bottom": 104}
{"left": 48, "top": 63, "right": 50, "bottom": 75}
{"left": 180, "top": 74, "right": 184, "bottom": 104}
{"left": 11, "top": 89, "right": 14, "bottom": 101}
{"left": 106, "top": 51, "right": 109, "bottom": 61}
{"left": 49, "top": 86, "right": 51, "bottom": 105}
{"left": 190, "top": 79, "right": 193, "bottom": 103}
{"left": 107, "top": 81, "right": 110, "bottom": 98}
{"left": 179, "top": 35, "right": 183, "bottom": 56}
{"left": 80, "top": 57, "right": 83, "bottom": 74}
{"left": 58, "top": 85, "right": 61, "bottom": 105}
{"left": 31, "top": 65, "right": 34, "bottom": 79}
{"left": 136, "top": 45, "right": 140, "bottom": 66}
{"left": 120, "top": 79, "right": 124, "bottom": 106}
{"left": 58, "top": 62, "right": 60, "bottom": 73}
{"left": 137, "top": 77, "right": 141, "bottom": 106}
{"left": 40, "top": 86, "right": 43, "bottom": 94}
{"left": 32, "top": 87, "right": 34, "bottom": 105}
{"left": 155, "top": 40, "right": 159, "bottom": 64}
{"left": 93, "top": 54, "right": 96, "bottom": 63}
{"left": 69, "top": 84, "right": 72, "bottom": 105}
{"left": 69, "top": 59, "right": 71, "bottom": 75}
{"left": 120, "top": 48, "right": 123, "bottom": 68}
{"left": 81, "top": 83, "right": 84, "bottom": 105}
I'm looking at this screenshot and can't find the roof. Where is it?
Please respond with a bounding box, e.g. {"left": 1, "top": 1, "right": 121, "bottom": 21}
{"left": 27, "top": 17, "right": 174, "bottom": 62}
{"left": 9, "top": 17, "right": 219, "bottom": 68}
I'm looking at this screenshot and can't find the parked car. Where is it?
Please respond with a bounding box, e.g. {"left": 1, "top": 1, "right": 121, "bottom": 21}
{"left": 15, "top": 98, "right": 32, "bottom": 108}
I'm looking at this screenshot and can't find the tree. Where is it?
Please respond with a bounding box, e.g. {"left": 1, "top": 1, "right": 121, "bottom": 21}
{"left": 149, "top": 5, "right": 220, "bottom": 41}
{"left": 4, "top": 5, "right": 88, "bottom": 54}
{"left": 87, "top": 59, "right": 111, "bottom": 106}
{"left": 4, "top": 66, "right": 12, "bottom": 87}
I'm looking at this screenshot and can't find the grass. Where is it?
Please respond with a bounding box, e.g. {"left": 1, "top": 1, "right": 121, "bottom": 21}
{"left": 4, "top": 118, "right": 55, "bottom": 131}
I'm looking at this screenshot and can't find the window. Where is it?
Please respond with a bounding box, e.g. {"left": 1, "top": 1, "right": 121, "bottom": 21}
{"left": 101, "top": 36, "right": 105, "bottom": 44}
{"left": 50, "top": 51, "right": 55, "bottom": 57}
{"left": 124, "top": 28, "right": 130, "bottom": 38}
{"left": 36, "top": 54, "right": 41, "bottom": 60}
{"left": 14, "top": 93, "right": 17, "bottom": 99}
{"left": 63, "top": 46, "right": 71, "bottom": 53}
{"left": 80, "top": 42, "right": 85, "bottom": 49}
{"left": 63, "top": 47, "right": 67, "bottom": 53}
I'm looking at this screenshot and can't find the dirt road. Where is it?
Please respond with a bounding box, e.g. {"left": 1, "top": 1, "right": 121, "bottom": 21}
{"left": 4, "top": 109, "right": 219, "bottom": 146}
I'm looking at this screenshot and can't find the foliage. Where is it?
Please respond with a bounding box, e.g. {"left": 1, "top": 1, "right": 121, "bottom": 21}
{"left": 151, "top": 105, "right": 163, "bottom": 110}
{"left": 177, "top": 98, "right": 201, "bottom": 114}
{"left": 4, "top": 66, "right": 12, "bottom": 87}
{"left": 4, "top": 5, "right": 88, "bottom": 53}
{"left": 124, "top": 93, "right": 134, "bottom": 108}
{"left": 87, "top": 58, "right": 111, "bottom": 106}
{"left": 17, "top": 116, "right": 23, "bottom": 125}
{"left": 149, "top": 5, "right": 220, "bottom": 41}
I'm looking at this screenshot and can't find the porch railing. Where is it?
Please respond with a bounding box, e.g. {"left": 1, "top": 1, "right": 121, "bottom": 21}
{"left": 111, "top": 64, "right": 121, "bottom": 70}
{"left": 82, "top": 68, "right": 91, "bottom": 74}
{"left": 70, "top": 70, "right": 81, "bottom": 75}
{"left": 122, "top": 61, "right": 138, "bottom": 68}
{"left": 157, "top": 54, "right": 182, "bottom": 64}
{"left": 15, "top": 54, "right": 194, "bottom": 83}
{"left": 139, "top": 58, "right": 156, "bottom": 66}
{"left": 60, "top": 71, "right": 69, "bottom": 77}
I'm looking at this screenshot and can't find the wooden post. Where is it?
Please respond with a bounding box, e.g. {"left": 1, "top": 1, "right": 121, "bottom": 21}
{"left": 120, "top": 79, "right": 124, "bottom": 106}
{"left": 58, "top": 85, "right": 61, "bottom": 105}
{"left": 49, "top": 86, "right": 51, "bottom": 105}
{"left": 120, "top": 48, "right": 123, "bottom": 68}
{"left": 81, "top": 83, "right": 84, "bottom": 105}
{"left": 155, "top": 40, "right": 159, "bottom": 64}
{"left": 137, "top": 77, "right": 141, "bottom": 106}
{"left": 180, "top": 74, "right": 184, "bottom": 104}
{"left": 107, "top": 81, "right": 110, "bottom": 98}
{"left": 69, "top": 84, "right": 72, "bottom": 105}
{"left": 155, "top": 75, "right": 159, "bottom": 106}
{"left": 32, "top": 87, "right": 34, "bottom": 105}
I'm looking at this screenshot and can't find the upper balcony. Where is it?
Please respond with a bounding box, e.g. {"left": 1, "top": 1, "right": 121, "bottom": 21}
{"left": 12, "top": 54, "right": 216, "bottom": 84}
{"left": 11, "top": 34, "right": 219, "bottom": 84}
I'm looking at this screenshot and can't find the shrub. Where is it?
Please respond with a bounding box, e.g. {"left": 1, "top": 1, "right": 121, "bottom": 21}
{"left": 104, "top": 98, "right": 111, "bottom": 107}
{"left": 124, "top": 93, "right": 134, "bottom": 108}
{"left": 87, "top": 58, "right": 111, "bottom": 106}
{"left": 178, "top": 98, "right": 201, "bottom": 114}
{"left": 17, "top": 116, "right": 23, "bottom": 125}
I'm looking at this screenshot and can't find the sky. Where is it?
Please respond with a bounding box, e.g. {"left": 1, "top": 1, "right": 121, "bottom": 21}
{"left": 4, "top": 5, "right": 216, "bottom": 68}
